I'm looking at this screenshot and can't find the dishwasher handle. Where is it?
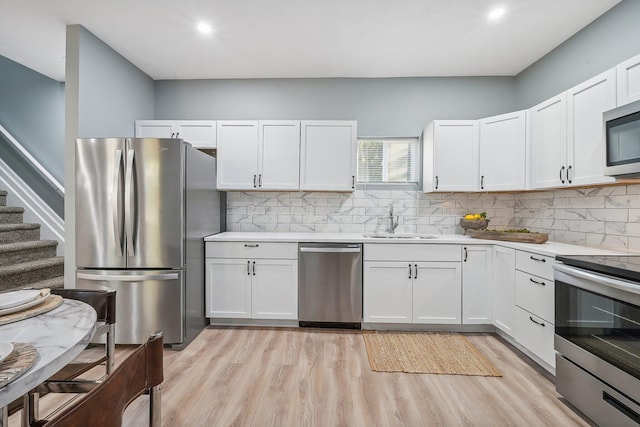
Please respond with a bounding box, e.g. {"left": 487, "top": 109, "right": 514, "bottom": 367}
{"left": 299, "top": 246, "right": 361, "bottom": 253}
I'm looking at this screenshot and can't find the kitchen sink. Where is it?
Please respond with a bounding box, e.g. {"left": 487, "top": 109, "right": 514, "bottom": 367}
{"left": 362, "top": 232, "right": 437, "bottom": 239}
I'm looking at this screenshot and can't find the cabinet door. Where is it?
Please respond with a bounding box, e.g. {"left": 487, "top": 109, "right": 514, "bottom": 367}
{"left": 479, "top": 111, "right": 526, "bottom": 191}
{"left": 251, "top": 259, "right": 298, "bottom": 320}
{"left": 462, "top": 246, "right": 492, "bottom": 324}
{"left": 216, "top": 121, "right": 259, "bottom": 190}
{"left": 492, "top": 246, "right": 515, "bottom": 335}
{"left": 514, "top": 307, "right": 555, "bottom": 369}
{"left": 363, "top": 261, "right": 412, "bottom": 323}
{"left": 529, "top": 93, "right": 568, "bottom": 189}
{"left": 431, "top": 121, "right": 479, "bottom": 192}
{"left": 135, "top": 120, "right": 174, "bottom": 138}
{"left": 413, "top": 262, "right": 461, "bottom": 324}
{"left": 206, "top": 258, "right": 252, "bottom": 318}
{"left": 617, "top": 53, "right": 640, "bottom": 106}
{"left": 300, "top": 121, "right": 357, "bottom": 191}
{"left": 259, "top": 121, "right": 300, "bottom": 190}
{"left": 566, "top": 69, "right": 616, "bottom": 187}
{"left": 176, "top": 121, "right": 217, "bottom": 149}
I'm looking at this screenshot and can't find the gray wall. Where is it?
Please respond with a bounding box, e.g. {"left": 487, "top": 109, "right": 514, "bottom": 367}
{"left": 155, "top": 77, "right": 516, "bottom": 137}
{"left": 516, "top": 0, "right": 640, "bottom": 108}
{"left": 75, "top": 26, "right": 155, "bottom": 137}
{"left": 0, "top": 55, "right": 65, "bottom": 182}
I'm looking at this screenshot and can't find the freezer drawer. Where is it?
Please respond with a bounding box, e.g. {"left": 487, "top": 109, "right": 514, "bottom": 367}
{"left": 76, "top": 269, "right": 183, "bottom": 344}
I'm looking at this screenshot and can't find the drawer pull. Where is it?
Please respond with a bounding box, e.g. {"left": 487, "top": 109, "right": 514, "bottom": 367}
{"left": 529, "top": 278, "right": 546, "bottom": 286}
{"left": 244, "top": 244, "right": 259, "bottom": 248}
{"left": 529, "top": 316, "right": 545, "bottom": 327}
{"left": 603, "top": 391, "right": 640, "bottom": 423}
{"left": 530, "top": 256, "right": 546, "bottom": 263}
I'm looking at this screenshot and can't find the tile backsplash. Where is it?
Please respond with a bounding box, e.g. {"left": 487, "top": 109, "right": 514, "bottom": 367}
{"left": 226, "top": 183, "right": 640, "bottom": 252}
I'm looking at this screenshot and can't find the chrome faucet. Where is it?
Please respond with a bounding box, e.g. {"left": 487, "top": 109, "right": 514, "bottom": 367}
{"left": 387, "top": 206, "right": 399, "bottom": 234}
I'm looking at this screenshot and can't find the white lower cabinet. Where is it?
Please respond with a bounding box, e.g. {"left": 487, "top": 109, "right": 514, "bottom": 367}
{"left": 363, "top": 244, "right": 462, "bottom": 324}
{"left": 492, "top": 246, "right": 515, "bottom": 334}
{"left": 513, "top": 249, "right": 556, "bottom": 369}
{"left": 462, "top": 245, "right": 492, "bottom": 324}
{"left": 205, "top": 242, "right": 298, "bottom": 320}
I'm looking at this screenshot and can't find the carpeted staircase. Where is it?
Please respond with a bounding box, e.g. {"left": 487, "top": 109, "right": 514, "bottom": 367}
{"left": 0, "top": 189, "right": 64, "bottom": 292}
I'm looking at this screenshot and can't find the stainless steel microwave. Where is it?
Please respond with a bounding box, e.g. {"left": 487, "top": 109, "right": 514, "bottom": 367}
{"left": 604, "top": 99, "right": 640, "bottom": 177}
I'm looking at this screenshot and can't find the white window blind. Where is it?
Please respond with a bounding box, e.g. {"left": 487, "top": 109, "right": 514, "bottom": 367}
{"left": 357, "top": 137, "right": 419, "bottom": 183}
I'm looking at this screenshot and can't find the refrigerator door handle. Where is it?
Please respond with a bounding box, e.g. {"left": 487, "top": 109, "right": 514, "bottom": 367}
{"left": 77, "top": 272, "right": 180, "bottom": 281}
{"left": 125, "top": 148, "right": 136, "bottom": 257}
{"left": 112, "top": 149, "right": 124, "bottom": 256}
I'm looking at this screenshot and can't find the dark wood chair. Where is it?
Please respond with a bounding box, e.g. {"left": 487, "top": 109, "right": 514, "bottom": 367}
{"left": 11, "top": 288, "right": 117, "bottom": 425}
{"left": 31, "top": 332, "right": 163, "bottom": 427}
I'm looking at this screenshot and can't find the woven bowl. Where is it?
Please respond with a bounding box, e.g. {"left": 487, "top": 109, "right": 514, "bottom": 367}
{"left": 459, "top": 218, "right": 488, "bottom": 233}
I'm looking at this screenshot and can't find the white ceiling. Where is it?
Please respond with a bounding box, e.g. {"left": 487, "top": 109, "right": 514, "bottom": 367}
{"left": 0, "top": 0, "right": 622, "bottom": 82}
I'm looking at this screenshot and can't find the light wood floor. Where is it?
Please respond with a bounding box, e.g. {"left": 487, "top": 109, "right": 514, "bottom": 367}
{"left": 12, "top": 327, "right": 594, "bottom": 426}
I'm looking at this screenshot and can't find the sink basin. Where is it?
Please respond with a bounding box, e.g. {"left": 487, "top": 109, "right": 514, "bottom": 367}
{"left": 362, "top": 232, "right": 437, "bottom": 240}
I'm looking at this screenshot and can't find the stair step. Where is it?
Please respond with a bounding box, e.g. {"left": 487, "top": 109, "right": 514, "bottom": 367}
{"left": 0, "top": 206, "right": 24, "bottom": 224}
{"left": 26, "top": 276, "right": 65, "bottom": 291}
{"left": 0, "top": 257, "right": 64, "bottom": 292}
{"left": 0, "top": 223, "right": 41, "bottom": 243}
{"left": 0, "top": 240, "right": 58, "bottom": 267}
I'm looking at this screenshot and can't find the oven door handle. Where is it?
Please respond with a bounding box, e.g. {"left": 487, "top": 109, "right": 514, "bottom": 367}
{"left": 554, "top": 263, "right": 640, "bottom": 297}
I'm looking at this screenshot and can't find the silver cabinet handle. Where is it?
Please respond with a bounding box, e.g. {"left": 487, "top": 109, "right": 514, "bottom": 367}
{"left": 247, "top": 260, "right": 251, "bottom": 275}
{"left": 529, "top": 277, "right": 546, "bottom": 286}
{"left": 414, "top": 264, "right": 418, "bottom": 279}
{"left": 299, "top": 247, "right": 361, "bottom": 253}
{"left": 529, "top": 316, "right": 545, "bottom": 327}
{"left": 530, "top": 256, "right": 546, "bottom": 263}
{"left": 408, "top": 264, "right": 412, "bottom": 279}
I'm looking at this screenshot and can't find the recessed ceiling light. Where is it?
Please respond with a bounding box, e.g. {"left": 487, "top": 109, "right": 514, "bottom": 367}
{"left": 196, "top": 22, "right": 213, "bottom": 36}
{"left": 487, "top": 7, "right": 506, "bottom": 21}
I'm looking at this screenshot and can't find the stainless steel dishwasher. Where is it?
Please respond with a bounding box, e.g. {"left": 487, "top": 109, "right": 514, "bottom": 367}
{"left": 299, "top": 243, "right": 363, "bottom": 328}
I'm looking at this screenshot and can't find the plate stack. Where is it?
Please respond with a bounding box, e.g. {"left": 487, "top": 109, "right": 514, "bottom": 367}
{"left": 0, "top": 289, "right": 51, "bottom": 316}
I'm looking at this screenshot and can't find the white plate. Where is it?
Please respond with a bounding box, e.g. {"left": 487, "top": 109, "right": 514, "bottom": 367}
{"left": 0, "top": 289, "right": 51, "bottom": 316}
{"left": 0, "top": 290, "right": 42, "bottom": 310}
{"left": 0, "top": 342, "right": 14, "bottom": 365}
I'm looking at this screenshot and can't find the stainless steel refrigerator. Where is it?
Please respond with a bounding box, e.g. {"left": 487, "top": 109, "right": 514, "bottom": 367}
{"left": 75, "top": 137, "right": 223, "bottom": 348}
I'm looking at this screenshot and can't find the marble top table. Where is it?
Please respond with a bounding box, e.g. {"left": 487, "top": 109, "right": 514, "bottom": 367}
{"left": 0, "top": 299, "right": 97, "bottom": 408}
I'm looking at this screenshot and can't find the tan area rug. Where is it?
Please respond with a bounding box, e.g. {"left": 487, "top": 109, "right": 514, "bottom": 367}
{"left": 362, "top": 331, "right": 502, "bottom": 377}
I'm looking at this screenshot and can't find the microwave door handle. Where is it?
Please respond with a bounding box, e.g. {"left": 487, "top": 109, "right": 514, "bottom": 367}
{"left": 125, "top": 148, "right": 135, "bottom": 257}
{"left": 112, "top": 149, "right": 124, "bottom": 256}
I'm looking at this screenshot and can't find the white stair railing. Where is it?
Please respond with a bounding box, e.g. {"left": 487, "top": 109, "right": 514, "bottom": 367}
{"left": 0, "top": 124, "right": 64, "bottom": 254}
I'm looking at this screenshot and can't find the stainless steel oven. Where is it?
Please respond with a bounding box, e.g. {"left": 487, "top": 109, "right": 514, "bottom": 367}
{"left": 554, "top": 255, "right": 640, "bottom": 426}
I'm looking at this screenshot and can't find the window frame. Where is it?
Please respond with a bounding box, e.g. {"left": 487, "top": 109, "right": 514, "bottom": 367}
{"left": 356, "top": 136, "right": 422, "bottom": 190}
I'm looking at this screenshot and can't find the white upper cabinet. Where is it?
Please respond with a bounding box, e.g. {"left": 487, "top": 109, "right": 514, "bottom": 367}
{"left": 300, "top": 121, "right": 357, "bottom": 191}
{"left": 617, "top": 53, "right": 640, "bottom": 106}
{"left": 529, "top": 93, "right": 568, "bottom": 189}
{"left": 135, "top": 120, "right": 216, "bottom": 149}
{"left": 478, "top": 111, "right": 527, "bottom": 191}
{"left": 566, "top": 69, "right": 616, "bottom": 187}
{"left": 423, "top": 120, "right": 479, "bottom": 192}
{"left": 216, "top": 121, "right": 260, "bottom": 190}
{"left": 216, "top": 120, "right": 300, "bottom": 191}
{"left": 258, "top": 121, "right": 300, "bottom": 190}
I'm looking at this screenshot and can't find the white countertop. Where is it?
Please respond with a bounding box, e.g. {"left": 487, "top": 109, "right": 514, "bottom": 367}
{"left": 205, "top": 232, "right": 629, "bottom": 257}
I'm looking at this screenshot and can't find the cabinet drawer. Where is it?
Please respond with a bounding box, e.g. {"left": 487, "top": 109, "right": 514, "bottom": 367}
{"left": 514, "top": 307, "right": 555, "bottom": 369}
{"left": 364, "top": 244, "right": 461, "bottom": 262}
{"left": 206, "top": 242, "right": 298, "bottom": 259}
{"left": 515, "top": 250, "right": 554, "bottom": 280}
{"left": 515, "top": 270, "right": 554, "bottom": 323}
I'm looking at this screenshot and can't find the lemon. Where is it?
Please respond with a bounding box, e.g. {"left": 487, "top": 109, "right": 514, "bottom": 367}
{"left": 464, "top": 214, "right": 475, "bottom": 220}
{"left": 473, "top": 214, "right": 482, "bottom": 220}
